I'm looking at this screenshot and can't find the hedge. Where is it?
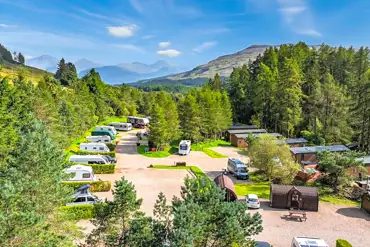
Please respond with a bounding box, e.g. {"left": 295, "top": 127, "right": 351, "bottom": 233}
{"left": 106, "top": 143, "right": 116, "bottom": 151}
{"left": 62, "top": 180, "right": 111, "bottom": 192}
{"left": 70, "top": 150, "right": 116, "bottom": 158}
{"left": 336, "top": 239, "right": 352, "bottom": 247}
{"left": 87, "top": 164, "right": 116, "bottom": 174}
{"left": 60, "top": 204, "right": 96, "bottom": 220}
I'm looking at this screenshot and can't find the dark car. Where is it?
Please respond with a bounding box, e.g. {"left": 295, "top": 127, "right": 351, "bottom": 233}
{"left": 104, "top": 155, "right": 117, "bottom": 163}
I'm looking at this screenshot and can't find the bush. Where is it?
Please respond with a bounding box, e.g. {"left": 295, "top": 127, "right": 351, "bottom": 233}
{"left": 70, "top": 150, "right": 116, "bottom": 158}
{"left": 87, "top": 164, "right": 116, "bottom": 174}
{"left": 62, "top": 180, "right": 111, "bottom": 192}
{"left": 106, "top": 143, "right": 116, "bottom": 151}
{"left": 336, "top": 239, "right": 352, "bottom": 247}
{"left": 60, "top": 204, "right": 96, "bottom": 220}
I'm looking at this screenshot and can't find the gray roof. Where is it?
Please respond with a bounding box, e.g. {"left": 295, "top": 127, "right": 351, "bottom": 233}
{"left": 356, "top": 156, "right": 370, "bottom": 165}
{"left": 228, "top": 125, "right": 259, "bottom": 131}
{"left": 290, "top": 145, "right": 350, "bottom": 154}
{"left": 231, "top": 129, "right": 267, "bottom": 136}
{"left": 285, "top": 138, "right": 309, "bottom": 144}
{"left": 234, "top": 132, "right": 279, "bottom": 139}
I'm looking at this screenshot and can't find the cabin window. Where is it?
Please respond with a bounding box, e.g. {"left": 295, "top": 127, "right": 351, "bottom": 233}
{"left": 99, "top": 147, "right": 104, "bottom": 151}
{"left": 82, "top": 173, "right": 91, "bottom": 178}
{"left": 75, "top": 197, "right": 86, "bottom": 202}
{"left": 84, "top": 147, "right": 87, "bottom": 150}
{"left": 87, "top": 197, "right": 95, "bottom": 202}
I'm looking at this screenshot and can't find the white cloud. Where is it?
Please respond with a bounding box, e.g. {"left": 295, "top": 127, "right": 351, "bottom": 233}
{"left": 107, "top": 25, "right": 138, "bottom": 38}
{"left": 114, "top": 44, "right": 144, "bottom": 53}
{"left": 297, "top": 29, "right": 322, "bottom": 37}
{"left": 157, "top": 49, "right": 182, "bottom": 57}
{"left": 278, "top": 6, "right": 307, "bottom": 15}
{"left": 25, "top": 55, "right": 33, "bottom": 60}
{"left": 193, "top": 41, "right": 217, "bottom": 53}
{"left": 0, "top": 24, "right": 9, "bottom": 28}
{"left": 129, "top": 0, "right": 143, "bottom": 13}
{"left": 142, "top": 35, "right": 154, "bottom": 39}
{"left": 158, "top": 41, "right": 171, "bottom": 48}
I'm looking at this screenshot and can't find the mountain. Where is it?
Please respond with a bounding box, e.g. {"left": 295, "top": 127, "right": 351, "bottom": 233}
{"left": 26, "top": 55, "right": 59, "bottom": 72}
{"left": 74, "top": 58, "right": 101, "bottom": 72}
{"left": 80, "top": 60, "right": 185, "bottom": 84}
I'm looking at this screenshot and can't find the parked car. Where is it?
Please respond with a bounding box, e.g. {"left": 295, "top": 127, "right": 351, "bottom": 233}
{"left": 104, "top": 155, "right": 117, "bottom": 163}
{"left": 246, "top": 194, "right": 260, "bottom": 209}
{"left": 66, "top": 185, "right": 101, "bottom": 206}
{"left": 227, "top": 158, "right": 249, "bottom": 180}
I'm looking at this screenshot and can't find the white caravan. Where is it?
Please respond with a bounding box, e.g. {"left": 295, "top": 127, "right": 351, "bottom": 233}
{"left": 109, "top": 122, "right": 132, "bottom": 131}
{"left": 86, "top": 135, "right": 112, "bottom": 143}
{"left": 80, "top": 143, "right": 110, "bottom": 153}
{"left": 64, "top": 165, "right": 96, "bottom": 181}
{"left": 178, "top": 140, "right": 191, "bottom": 155}
{"left": 95, "top": 126, "right": 117, "bottom": 135}
{"left": 69, "top": 155, "right": 113, "bottom": 164}
{"left": 291, "top": 237, "right": 329, "bottom": 247}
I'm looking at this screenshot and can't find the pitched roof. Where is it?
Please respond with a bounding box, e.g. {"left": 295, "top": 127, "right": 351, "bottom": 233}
{"left": 213, "top": 174, "right": 237, "bottom": 200}
{"left": 228, "top": 125, "right": 259, "bottom": 131}
{"left": 228, "top": 128, "right": 267, "bottom": 135}
{"left": 271, "top": 184, "right": 318, "bottom": 196}
{"left": 285, "top": 138, "right": 309, "bottom": 144}
{"left": 356, "top": 156, "right": 370, "bottom": 165}
{"left": 290, "top": 145, "right": 350, "bottom": 154}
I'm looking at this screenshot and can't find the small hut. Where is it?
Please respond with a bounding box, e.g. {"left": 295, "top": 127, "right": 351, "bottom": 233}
{"left": 214, "top": 174, "right": 237, "bottom": 202}
{"left": 361, "top": 193, "right": 370, "bottom": 215}
{"left": 270, "top": 184, "right": 319, "bottom": 211}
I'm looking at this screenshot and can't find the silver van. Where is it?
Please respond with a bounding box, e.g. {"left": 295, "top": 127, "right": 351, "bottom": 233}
{"left": 227, "top": 158, "right": 249, "bottom": 180}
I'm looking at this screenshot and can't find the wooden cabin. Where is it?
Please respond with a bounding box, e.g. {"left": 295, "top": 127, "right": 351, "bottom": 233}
{"left": 290, "top": 145, "right": 350, "bottom": 164}
{"left": 213, "top": 174, "right": 237, "bottom": 202}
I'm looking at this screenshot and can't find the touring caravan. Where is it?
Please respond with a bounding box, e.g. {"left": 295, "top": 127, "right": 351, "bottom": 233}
{"left": 178, "top": 140, "right": 191, "bottom": 155}
{"left": 91, "top": 129, "right": 116, "bottom": 140}
{"left": 109, "top": 122, "right": 132, "bottom": 131}
{"left": 227, "top": 158, "right": 249, "bottom": 180}
{"left": 80, "top": 143, "right": 110, "bottom": 153}
{"left": 128, "top": 116, "right": 150, "bottom": 128}
{"left": 86, "top": 135, "right": 112, "bottom": 143}
{"left": 69, "top": 155, "right": 116, "bottom": 164}
{"left": 291, "top": 237, "right": 329, "bottom": 247}
{"left": 95, "top": 126, "right": 117, "bottom": 135}
{"left": 64, "top": 165, "right": 96, "bottom": 181}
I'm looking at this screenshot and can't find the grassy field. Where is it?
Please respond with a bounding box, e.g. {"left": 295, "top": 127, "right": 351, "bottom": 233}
{"left": 151, "top": 165, "right": 207, "bottom": 178}
{"left": 202, "top": 148, "right": 227, "bottom": 158}
{"left": 138, "top": 145, "right": 177, "bottom": 158}
{"left": 0, "top": 62, "right": 52, "bottom": 84}
{"left": 234, "top": 183, "right": 271, "bottom": 198}
{"left": 191, "top": 139, "right": 230, "bottom": 158}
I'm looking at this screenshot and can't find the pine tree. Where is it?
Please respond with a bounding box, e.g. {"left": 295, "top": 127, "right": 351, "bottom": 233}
{"left": 18, "top": 52, "right": 25, "bottom": 64}
{"left": 179, "top": 91, "right": 201, "bottom": 142}
{"left": 149, "top": 104, "right": 167, "bottom": 149}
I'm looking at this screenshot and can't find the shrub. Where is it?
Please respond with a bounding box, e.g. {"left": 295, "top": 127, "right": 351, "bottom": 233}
{"left": 106, "top": 143, "right": 116, "bottom": 151}
{"left": 60, "top": 204, "right": 96, "bottom": 220}
{"left": 87, "top": 164, "right": 116, "bottom": 174}
{"left": 336, "top": 239, "right": 352, "bottom": 247}
{"left": 62, "top": 180, "right": 111, "bottom": 192}
{"left": 70, "top": 150, "right": 116, "bottom": 158}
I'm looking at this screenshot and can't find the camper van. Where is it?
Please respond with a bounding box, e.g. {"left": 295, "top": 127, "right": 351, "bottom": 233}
{"left": 91, "top": 129, "right": 116, "bottom": 140}
{"left": 95, "top": 126, "right": 117, "bottom": 135}
{"left": 65, "top": 165, "right": 96, "bottom": 181}
{"left": 69, "top": 155, "right": 116, "bottom": 164}
{"left": 128, "top": 116, "right": 150, "bottom": 128}
{"left": 80, "top": 143, "right": 110, "bottom": 153}
{"left": 109, "top": 122, "right": 132, "bottom": 131}
{"left": 227, "top": 158, "right": 249, "bottom": 180}
{"left": 178, "top": 140, "right": 191, "bottom": 155}
{"left": 291, "top": 237, "right": 329, "bottom": 247}
{"left": 86, "top": 135, "right": 112, "bottom": 143}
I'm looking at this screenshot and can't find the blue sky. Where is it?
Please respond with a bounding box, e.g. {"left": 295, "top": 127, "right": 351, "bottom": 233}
{"left": 0, "top": 0, "right": 369, "bottom": 68}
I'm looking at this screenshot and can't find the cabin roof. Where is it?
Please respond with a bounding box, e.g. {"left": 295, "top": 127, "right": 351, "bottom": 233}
{"left": 213, "top": 174, "right": 237, "bottom": 200}
{"left": 290, "top": 145, "right": 349, "bottom": 154}
{"left": 285, "top": 138, "right": 309, "bottom": 144}
{"left": 271, "top": 184, "right": 318, "bottom": 196}
{"left": 356, "top": 156, "right": 370, "bottom": 165}
{"left": 234, "top": 132, "right": 280, "bottom": 139}
{"left": 229, "top": 129, "right": 267, "bottom": 135}
{"left": 228, "top": 125, "right": 259, "bottom": 131}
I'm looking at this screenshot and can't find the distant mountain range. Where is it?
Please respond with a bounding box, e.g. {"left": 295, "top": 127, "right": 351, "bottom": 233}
{"left": 26, "top": 55, "right": 184, "bottom": 84}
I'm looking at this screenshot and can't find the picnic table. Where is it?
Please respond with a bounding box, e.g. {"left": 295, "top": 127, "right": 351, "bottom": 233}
{"left": 287, "top": 209, "right": 307, "bottom": 222}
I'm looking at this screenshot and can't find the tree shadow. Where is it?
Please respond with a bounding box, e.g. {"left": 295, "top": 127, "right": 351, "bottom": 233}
{"left": 336, "top": 208, "right": 370, "bottom": 220}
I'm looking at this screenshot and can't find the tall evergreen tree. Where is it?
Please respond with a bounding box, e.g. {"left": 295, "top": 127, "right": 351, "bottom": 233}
{"left": 149, "top": 104, "right": 167, "bottom": 149}
{"left": 179, "top": 92, "right": 201, "bottom": 142}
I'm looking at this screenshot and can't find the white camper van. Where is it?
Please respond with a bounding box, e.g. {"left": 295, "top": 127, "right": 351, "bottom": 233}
{"left": 178, "top": 140, "right": 191, "bottom": 155}
{"left": 86, "top": 135, "right": 112, "bottom": 143}
{"left": 291, "top": 237, "right": 329, "bottom": 247}
{"left": 69, "top": 155, "right": 116, "bottom": 164}
{"left": 109, "top": 122, "right": 132, "bottom": 131}
{"left": 95, "top": 126, "right": 117, "bottom": 135}
{"left": 65, "top": 165, "right": 96, "bottom": 181}
{"left": 80, "top": 143, "right": 110, "bottom": 153}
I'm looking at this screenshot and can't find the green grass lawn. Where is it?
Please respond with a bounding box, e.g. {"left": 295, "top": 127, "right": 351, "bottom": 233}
{"left": 234, "top": 183, "right": 271, "bottom": 198}
{"left": 138, "top": 145, "right": 177, "bottom": 158}
{"left": 191, "top": 139, "right": 231, "bottom": 151}
{"left": 320, "top": 195, "right": 360, "bottom": 207}
{"left": 202, "top": 148, "right": 227, "bottom": 158}
{"left": 151, "top": 165, "right": 207, "bottom": 178}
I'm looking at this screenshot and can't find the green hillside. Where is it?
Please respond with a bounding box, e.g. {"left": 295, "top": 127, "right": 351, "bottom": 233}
{"left": 0, "top": 59, "right": 52, "bottom": 83}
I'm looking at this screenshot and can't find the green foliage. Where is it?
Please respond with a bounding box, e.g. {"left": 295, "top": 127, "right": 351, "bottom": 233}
{"left": 55, "top": 58, "right": 78, "bottom": 86}
{"left": 62, "top": 180, "right": 112, "bottom": 192}
{"left": 0, "top": 43, "right": 14, "bottom": 63}
{"left": 149, "top": 104, "right": 168, "bottom": 148}
{"left": 105, "top": 143, "right": 116, "bottom": 151}
{"left": 202, "top": 148, "right": 227, "bottom": 158}
{"left": 191, "top": 139, "right": 231, "bottom": 150}
{"left": 60, "top": 204, "right": 97, "bottom": 220}
{"left": 138, "top": 145, "right": 177, "bottom": 158}
{"left": 249, "top": 134, "right": 300, "bottom": 183}
{"left": 87, "top": 164, "right": 116, "bottom": 174}
{"left": 317, "top": 151, "right": 364, "bottom": 194}
{"left": 336, "top": 239, "right": 352, "bottom": 247}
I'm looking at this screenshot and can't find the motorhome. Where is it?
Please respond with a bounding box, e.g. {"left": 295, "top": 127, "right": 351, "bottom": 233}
{"left": 91, "top": 129, "right": 116, "bottom": 140}
{"left": 291, "top": 237, "right": 329, "bottom": 247}
{"left": 95, "top": 126, "right": 117, "bottom": 135}
{"left": 64, "top": 165, "right": 96, "bottom": 181}
{"left": 66, "top": 185, "right": 101, "bottom": 206}
{"left": 178, "top": 140, "right": 191, "bottom": 155}
{"left": 128, "top": 116, "right": 150, "bottom": 128}
{"left": 80, "top": 143, "right": 110, "bottom": 153}
{"left": 109, "top": 122, "right": 132, "bottom": 131}
{"left": 69, "top": 155, "right": 116, "bottom": 164}
{"left": 227, "top": 158, "right": 249, "bottom": 180}
{"left": 86, "top": 135, "right": 112, "bottom": 143}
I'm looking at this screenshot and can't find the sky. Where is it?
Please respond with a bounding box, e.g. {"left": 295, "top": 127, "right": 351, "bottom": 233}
{"left": 0, "top": 0, "right": 369, "bottom": 68}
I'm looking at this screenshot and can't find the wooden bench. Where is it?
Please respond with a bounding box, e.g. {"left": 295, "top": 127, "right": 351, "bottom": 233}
{"left": 287, "top": 210, "right": 307, "bottom": 222}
